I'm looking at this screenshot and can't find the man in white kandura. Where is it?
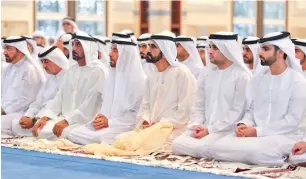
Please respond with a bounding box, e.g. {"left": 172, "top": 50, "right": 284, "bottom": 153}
{"left": 32, "top": 32, "right": 108, "bottom": 139}
{"left": 289, "top": 38, "right": 306, "bottom": 165}
{"left": 68, "top": 33, "right": 146, "bottom": 145}
{"left": 4, "top": 46, "right": 68, "bottom": 137}
{"left": 172, "top": 32, "right": 251, "bottom": 158}
{"left": 210, "top": 32, "right": 306, "bottom": 166}
{"left": 1, "top": 36, "right": 46, "bottom": 137}
{"left": 133, "top": 31, "right": 196, "bottom": 139}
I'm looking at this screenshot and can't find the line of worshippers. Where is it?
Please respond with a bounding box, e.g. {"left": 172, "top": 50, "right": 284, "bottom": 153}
{"left": 1, "top": 18, "right": 306, "bottom": 166}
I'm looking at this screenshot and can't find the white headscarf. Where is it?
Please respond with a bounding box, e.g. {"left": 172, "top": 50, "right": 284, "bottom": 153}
{"left": 23, "top": 36, "right": 39, "bottom": 59}
{"left": 242, "top": 36, "right": 266, "bottom": 75}
{"left": 259, "top": 32, "right": 303, "bottom": 74}
{"left": 3, "top": 36, "right": 46, "bottom": 82}
{"left": 93, "top": 36, "right": 110, "bottom": 67}
{"left": 197, "top": 36, "right": 208, "bottom": 45}
{"left": 32, "top": 30, "right": 49, "bottom": 47}
{"left": 246, "top": 32, "right": 303, "bottom": 105}
{"left": 176, "top": 35, "right": 203, "bottom": 67}
{"left": 59, "top": 33, "right": 73, "bottom": 50}
{"left": 68, "top": 32, "right": 104, "bottom": 68}
{"left": 196, "top": 42, "right": 214, "bottom": 69}
{"left": 105, "top": 37, "right": 111, "bottom": 52}
{"left": 121, "top": 29, "right": 137, "bottom": 44}
{"left": 150, "top": 31, "right": 179, "bottom": 67}
{"left": 137, "top": 33, "right": 152, "bottom": 45}
{"left": 293, "top": 38, "right": 306, "bottom": 60}
{"left": 56, "top": 17, "right": 79, "bottom": 39}
{"left": 38, "top": 46, "right": 69, "bottom": 70}
{"left": 101, "top": 35, "right": 146, "bottom": 120}
{"left": 208, "top": 32, "right": 252, "bottom": 77}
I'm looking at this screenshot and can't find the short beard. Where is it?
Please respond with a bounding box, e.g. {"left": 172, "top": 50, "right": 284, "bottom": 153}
{"left": 260, "top": 55, "right": 277, "bottom": 66}
{"left": 146, "top": 51, "right": 163, "bottom": 63}
{"left": 5, "top": 55, "right": 13, "bottom": 63}
{"left": 72, "top": 51, "right": 81, "bottom": 61}
{"left": 243, "top": 57, "right": 253, "bottom": 65}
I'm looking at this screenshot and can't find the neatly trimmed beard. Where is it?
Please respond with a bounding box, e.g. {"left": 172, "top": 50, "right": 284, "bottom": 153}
{"left": 260, "top": 55, "right": 277, "bottom": 66}
{"left": 146, "top": 51, "right": 163, "bottom": 63}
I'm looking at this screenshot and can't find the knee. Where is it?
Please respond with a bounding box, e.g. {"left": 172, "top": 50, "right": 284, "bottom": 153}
{"left": 250, "top": 149, "right": 286, "bottom": 166}
{"left": 171, "top": 135, "right": 187, "bottom": 154}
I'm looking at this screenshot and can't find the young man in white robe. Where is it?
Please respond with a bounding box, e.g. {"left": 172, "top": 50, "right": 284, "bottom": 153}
{"left": 242, "top": 37, "right": 265, "bottom": 75}
{"left": 2, "top": 46, "right": 69, "bottom": 137}
{"left": 131, "top": 32, "right": 197, "bottom": 141}
{"left": 68, "top": 33, "right": 146, "bottom": 145}
{"left": 293, "top": 39, "right": 306, "bottom": 77}
{"left": 1, "top": 37, "right": 46, "bottom": 117}
{"left": 1, "top": 37, "right": 46, "bottom": 137}
{"left": 289, "top": 38, "right": 306, "bottom": 164}
{"left": 176, "top": 36, "right": 203, "bottom": 79}
{"left": 209, "top": 32, "right": 306, "bottom": 166}
{"left": 31, "top": 32, "right": 108, "bottom": 139}
{"left": 172, "top": 32, "right": 252, "bottom": 158}
{"left": 137, "top": 33, "right": 156, "bottom": 77}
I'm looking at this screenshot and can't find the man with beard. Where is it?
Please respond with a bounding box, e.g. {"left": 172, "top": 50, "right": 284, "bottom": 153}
{"left": 137, "top": 33, "right": 155, "bottom": 76}
{"left": 242, "top": 37, "right": 265, "bottom": 75}
{"left": 1, "top": 36, "right": 45, "bottom": 116}
{"left": 293, "top": 39, "right": 306, "bottom": 77}
{"left": 138, "top": 33, "right": 151, "bottom": 60}
{"left": 32, "top": 32, "right": 108, "bottom": 139}
{"left": 2, "top": 46, "right": 69, "bottom": 137}
{"left": 210, "top": 32, "right": 306, "bottom": 166}
{"left": 131, "top": 31, "right": 196, "bottom": 141}
{"left": 175, "top": 36, "right": 203, "bottom": 79}
{"left": 68, "top": 33, "right": 146, "bottom": 145}
{"left": 172, "top": 32, "right": 251, "bottom": 158}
